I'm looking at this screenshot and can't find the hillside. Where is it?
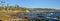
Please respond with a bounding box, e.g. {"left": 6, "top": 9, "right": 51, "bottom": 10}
{"left": 0, "top": 6, "right": 27, "bottom": 21}
{"left": 0, "top": 6, "right": 60, "bottom": 21}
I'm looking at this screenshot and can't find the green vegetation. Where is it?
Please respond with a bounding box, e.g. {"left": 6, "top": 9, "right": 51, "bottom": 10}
{"left": 0, "top": 5, "right": 27, "bottom": 11}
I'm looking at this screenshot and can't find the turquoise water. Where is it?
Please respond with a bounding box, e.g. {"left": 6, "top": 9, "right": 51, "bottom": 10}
{"left": 16, "top": 12, "right": 60, "bottom": 21}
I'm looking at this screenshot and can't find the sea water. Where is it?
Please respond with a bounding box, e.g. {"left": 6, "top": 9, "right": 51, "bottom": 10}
{"left": 16, "top": 12, "right": 60, "bottom": 21}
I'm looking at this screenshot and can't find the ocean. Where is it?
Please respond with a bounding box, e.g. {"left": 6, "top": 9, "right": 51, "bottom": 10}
{"left": 16, "top": 12, "right": 60, "bottom": 21}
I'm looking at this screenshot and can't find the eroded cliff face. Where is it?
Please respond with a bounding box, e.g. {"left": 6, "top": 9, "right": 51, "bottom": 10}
{"left": 0, "top": 6, "right": 29, "bottom": 21}
{"left": 0, "top": 12, "right": 12, "bottom": 21}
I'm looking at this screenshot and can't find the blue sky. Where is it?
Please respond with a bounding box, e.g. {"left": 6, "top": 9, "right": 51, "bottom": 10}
{"left": 0, "top": 0, "right": 60, "bottom": 9}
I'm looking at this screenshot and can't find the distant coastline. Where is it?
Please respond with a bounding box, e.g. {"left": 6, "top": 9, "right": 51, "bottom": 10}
{"left": 0, "top": 6, "right": 60, "bottom": 13}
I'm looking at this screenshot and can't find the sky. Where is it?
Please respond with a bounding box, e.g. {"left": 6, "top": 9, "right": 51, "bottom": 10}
{"left": 0, "top": 0, "right": 60, "bottom": 9}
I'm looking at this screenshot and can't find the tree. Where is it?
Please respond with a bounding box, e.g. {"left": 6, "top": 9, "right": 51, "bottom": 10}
{"left": 0, "top": 0, "right": 5, "bottom": 6}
